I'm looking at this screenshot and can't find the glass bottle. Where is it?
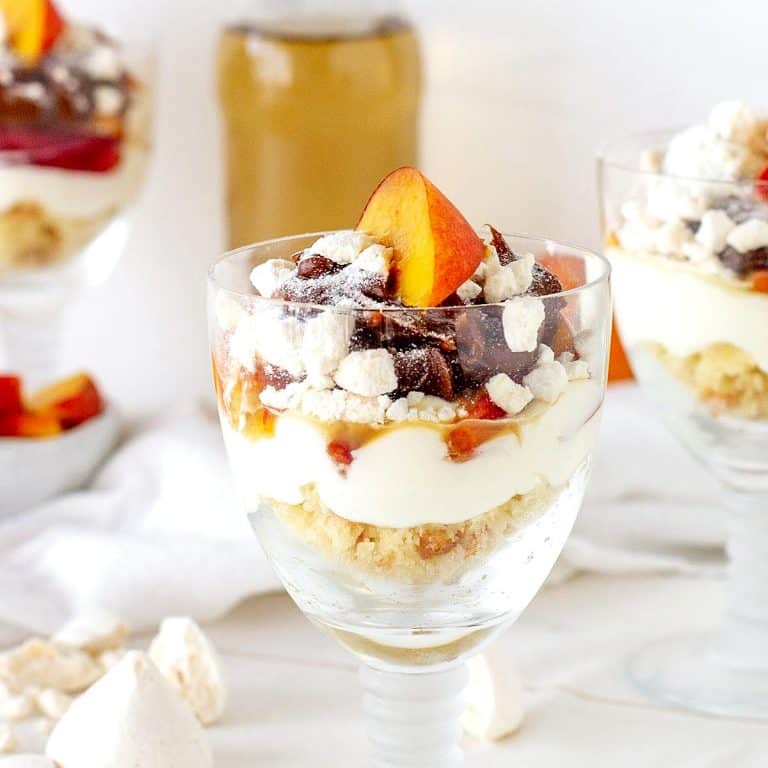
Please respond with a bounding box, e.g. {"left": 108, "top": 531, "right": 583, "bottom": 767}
{"left": 216, "top": 0, "right": 422, "bottom": 248}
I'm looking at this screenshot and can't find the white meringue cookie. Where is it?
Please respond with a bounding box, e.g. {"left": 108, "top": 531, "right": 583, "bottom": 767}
{"left": 47, "top": 651, "right": 212, "bottom": 768}
{"left": 462, "top": 650, "right": 525, "bottom": 741}
{"left": 149, "top": 618, "right": 227, "bottom": 726}
{"left": 0, "top": 757, "right": 55, "bottom": 767}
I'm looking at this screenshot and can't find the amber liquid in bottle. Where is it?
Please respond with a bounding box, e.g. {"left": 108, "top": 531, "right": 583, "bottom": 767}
{"left": 217, "top": 16, "right": 421, "bottom": 248}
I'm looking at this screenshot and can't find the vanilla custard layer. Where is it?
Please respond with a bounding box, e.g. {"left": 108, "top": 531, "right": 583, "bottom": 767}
{"left": 222, "top": 379, "right": 602, "bottom": 529}
{"left": 610, "top": 248, "right": 768, "bottom": 374}
{"left": 0, "top": 88, "right": 151, "bottom": 220}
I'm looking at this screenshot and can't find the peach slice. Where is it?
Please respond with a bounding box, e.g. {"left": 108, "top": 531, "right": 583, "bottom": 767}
{"left": 0, "top": 411, "right": 61, "bottom": 438}
{"left": 1, "top": 0, "right": 65, "bottom": 62}
{"left": 357, "top": 167, "right": 484, "bottom": 307}
{"left": 0, "top": 375, "right": 23, "bottom": 416}
{"left": 27, "top": 373, "right": 103, "bottom": 429}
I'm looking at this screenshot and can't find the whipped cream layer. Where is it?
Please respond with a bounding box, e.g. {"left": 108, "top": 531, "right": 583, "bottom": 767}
{"left": 610, "top": 248, "right": 768, "bottom": 373}
{"left": 222, "top": 379, "right": 602, "bottom": 528}
{"left": 0, "top": 88, "right": 151, "bottom": 219}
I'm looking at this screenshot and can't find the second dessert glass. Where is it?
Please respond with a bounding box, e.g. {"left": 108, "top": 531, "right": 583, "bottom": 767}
{"left": 600, "top": 118, "right": 768, "bottom": 718}
{"left": 209, "top": 231, "right": 611, "bottom": 765}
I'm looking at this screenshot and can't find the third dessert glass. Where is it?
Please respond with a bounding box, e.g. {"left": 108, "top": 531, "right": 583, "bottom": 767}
{"left": 601, "top": 102, "right": 768, "bottom": 718}
{"left": 210, "top": 168, "right": 611, "bottom": 764}
{"left": 0, "top": 1, "right": 152, "bottom": 384}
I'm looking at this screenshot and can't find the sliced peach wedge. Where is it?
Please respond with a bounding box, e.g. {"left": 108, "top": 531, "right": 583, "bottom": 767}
{"left": 27, "top": 372, "right": 103, "bottom": 429}
{"left": 357, "top": 167, "right": 485, "bottom": 307}
{"left": 0, "top": 0, "right": 66, "bottom": 62}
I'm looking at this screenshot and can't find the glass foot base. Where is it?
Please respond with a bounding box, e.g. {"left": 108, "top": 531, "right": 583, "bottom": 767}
{"left": 628, "top": 631, "right": 768, "bottom": 720}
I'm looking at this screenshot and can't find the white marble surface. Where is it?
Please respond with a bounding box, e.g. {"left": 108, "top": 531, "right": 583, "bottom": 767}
{"left": 175, "top": 575, "right": 767, "bottom": 766}
{"left": 2, "top": 573, "right": 766, "bottom": 764}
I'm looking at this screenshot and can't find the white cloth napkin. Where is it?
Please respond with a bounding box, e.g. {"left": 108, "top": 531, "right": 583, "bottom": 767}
{"left": 0, "top": 405, "right": 280, "bottom": 635}
{"left": 0, "top": 385, "right": 726, "bottom": 636}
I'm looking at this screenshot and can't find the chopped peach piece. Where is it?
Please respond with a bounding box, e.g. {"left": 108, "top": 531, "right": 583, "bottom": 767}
{"left": 0, "top": 412, "right": 61, "bottom": 438}
{"left": 752, "top": 270, "right": 768, "bottom": 293}
{"left": 0, "top": 0, "right": 65, "bottom": 61}
{"left": 0, "top": 376, "right": 23, "bottom": 416}
{"left": 27, "top": 373, "right": 103, "bottom": 429}
{"left": 357, "top": 167, "right": 484, "bottom": 307}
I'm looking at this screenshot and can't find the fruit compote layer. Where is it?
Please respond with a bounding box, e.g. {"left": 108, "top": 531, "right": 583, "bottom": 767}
{"left": 214, "top": 175, "right": 601, "bottom": 581}
{"left": 0, "top": 3, "right": 150, "bottom": 273}
{"left": 608, "top": 102, "right": 768, "bottom": 418}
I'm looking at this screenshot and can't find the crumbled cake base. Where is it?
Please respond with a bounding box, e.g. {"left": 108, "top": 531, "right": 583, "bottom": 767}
{"left": 0, "top": 201, "right": 114, "bottom": 274}
{"left": 268, "top": 482, "right": 556, "bottom": 583}
{"left": 649, "top": 341, "right": 768, "bottom": 419}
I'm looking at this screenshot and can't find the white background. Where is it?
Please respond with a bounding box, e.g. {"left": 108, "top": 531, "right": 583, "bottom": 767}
{"left": 57, "top": 0, "right": 767, "bottom": 415}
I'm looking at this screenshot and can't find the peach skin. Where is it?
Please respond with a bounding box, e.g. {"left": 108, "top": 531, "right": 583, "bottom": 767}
{"left": 357, "top": 167, "right": 485, "bottom": 307}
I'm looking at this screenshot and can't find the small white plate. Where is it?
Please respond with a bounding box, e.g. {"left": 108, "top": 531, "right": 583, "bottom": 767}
{"left": 0, "top": 404, "right": 120, "bottom": 517}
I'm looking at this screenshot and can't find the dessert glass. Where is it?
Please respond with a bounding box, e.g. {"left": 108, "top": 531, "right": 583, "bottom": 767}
{"left": 601, "top": 134, "right": 768, "bottom": 719}
{"left": 209, "top": 231, "right": 611, "bottom": 764}
{"left": 0, "top": 43, "right": 152, "bottom": 388}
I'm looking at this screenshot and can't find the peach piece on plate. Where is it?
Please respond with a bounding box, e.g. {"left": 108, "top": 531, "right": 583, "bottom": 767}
{"left": 0, "top": 375, "right": 23, "bottom": 416}
{"left": 1, "top": 0, "right": 65, "bottom": 61}
{"left": 0, "top": 411, "right": 61, "bottom": 437}
{"left": 27, "top": 373, "right": 104, "bottom": 429}
{"left": 357, "top": 167, "right": 484, "bottom": 307}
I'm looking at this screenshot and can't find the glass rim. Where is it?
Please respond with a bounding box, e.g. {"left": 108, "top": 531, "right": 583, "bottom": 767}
{"left": 598, "top": 127, "right": 768, "bottom": 188}
{"left": 208, "top": 229, "right": 611, "bottom": 313}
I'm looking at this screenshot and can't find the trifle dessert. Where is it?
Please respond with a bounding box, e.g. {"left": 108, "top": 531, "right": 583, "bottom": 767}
{"left": 211, "top": 168, "right": 610, "bottom": 658}
{"left": 602, "top": 106, "right": 768, "bottom": 720}
{"left": 0, "top": 0, "right": 150, "bottom": 275}
{"left": 604, "top": 102, "right": 768, "bottom": 420}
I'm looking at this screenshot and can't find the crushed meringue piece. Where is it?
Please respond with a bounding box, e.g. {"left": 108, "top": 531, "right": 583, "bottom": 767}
{"left": 664, "top": 101, "right": 768, "bottom": 180}
{"left": 483, "top": 253, "right": 534, "bottom": 303}
{"left": 456, "top": 279, "right": 482, "bottom": 303}
{"left": 462, "top": 651, "right": 524, "bottom": 741}
{"left": 406, "top": 396, "right": 456, "bottom": 423}
{"left": 303, "top": 231, "right": 375, "bottom": 265}
{"left": 501, "top": 297, "right": 545, "bottom": 353}
{"left": 406, "top": 391, "right": 425, "bottom": 406}
{"left": 0, "top": 640, "right": 102, "bottom": 695}
{"left": 385, "top": 398, "right": 409, "bottom": 422}
{"left": 351, "top": 244, "right": 391, "bottom": 278}
{"left": 301, "top": 311, "right": 353, "bottom": 384}
{"left": 300, "top": 389, "right": 390, "bottom": 424}
{"left": 52, "top": 616, "right": 128, "bottom": 655}
{"left": 486, "top": 374, "right": 533, "bottom": 416}
{"left": 0, "top": 684, "right": 35, "bottom": 722}
{"left": 230, "top": 313, "right": 304, "bottom": 377}
{"left": 35, "top": 690, "right": 72, "bottom": 721}
{"left": 523, "top": 361, "right": 568, "bottom": 403}
{"left": 214, "top": 294, "right": 244, "bottom": 332}
{"left": 148, "top": 619, "right": 226, "bottom": 727}
{"left": 726, "top": 219, "right": 768, "bottom": 253}
{"left": 334, "top": 349, "right": 397, "bottom": 397}
{"left": 47, "top": 652, "right": 212, "bottom": 768}
{"left": 259, "top": 381, "right": 309, "bottom": 411}
{"left": 537, "top": 344, "right": 555, "bottom": 364}
{"left": 92, "top": 85, "right": 123, "bottom": 116}
{"left": 563, "top": 359, "right": 590, "bottom": 381}
{"left": 0, "top": 725, "right": 17, "bottom": 755}
{"left": 249, "top": 259, "right": 295, "bottom": 298}
{"left": 695, "top": 210, "right": 735, "bottom": 254}
{"left": 98, "top": 650, "right": 126, "bottom": 671}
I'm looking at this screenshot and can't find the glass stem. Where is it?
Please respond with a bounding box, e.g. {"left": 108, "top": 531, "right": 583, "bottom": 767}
{"left": 713, "top": 484, "right": 768, "bottom": 671}
{"left": 1, "top": 308, "right": 65, "bottom": 389}
{"left": 360, "top": 663, "right": 468, "bottom": 768}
